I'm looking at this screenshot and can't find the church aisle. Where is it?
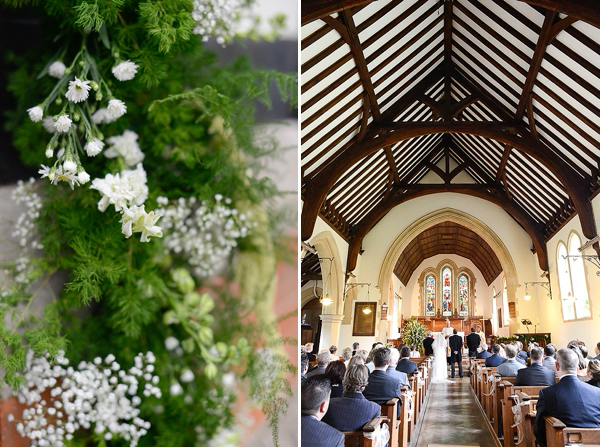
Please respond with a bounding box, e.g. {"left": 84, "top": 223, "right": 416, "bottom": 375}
{"left": 413, "top": 377, "right": 498, "bottom": 447}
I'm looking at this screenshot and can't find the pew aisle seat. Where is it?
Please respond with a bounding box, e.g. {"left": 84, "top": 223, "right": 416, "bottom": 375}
{"left": 544, "top": 417, "right": 600, "bottom": 447}
{"left": 341, "top": 417, "right": 383, "bottom": 447}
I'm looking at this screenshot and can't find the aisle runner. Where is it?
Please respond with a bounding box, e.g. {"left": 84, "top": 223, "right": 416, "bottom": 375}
{"left": 414, "top": 378, "right": 497, "bottom": 447}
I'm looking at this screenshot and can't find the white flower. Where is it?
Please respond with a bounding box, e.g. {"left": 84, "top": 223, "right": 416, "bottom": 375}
{"left": 120, "top": 204, "right": 163, "bottom": 242}
{"left": 45, "top": 148, "right": 53, "bottom": 158}
{"left": 42, "top": 165, "right": 80, "bottom": 189}
{"left": 104, "top": 130, "right": 144, "bottom": 166}
{"left": 48, "top": 61, "right": 67, "bottom": 78}
{"left": 7, "top": 414, "right": 14, "bottom": 422}
{"left": 54, "top": 115, "right": 72, "bottom": 133}
{"left": 42, "top": 117, "right": 57, "bottom": 133}
{"left": 63, "top": 160, "right": 77, "bottom": 173}
{"left": 112, "top": 60, "right": 139, "bottom": 81}
{"left": 27, "top": 106, "right": 43, "bottom": 122}
{"left": 90, "top": 163, "right": 148, "bottom": 212}
{"left": 180, "top": 370, "right": 195, "bottom": 383}
{"left": 84, "top": 138, "right": 105, "bottom": 157}
{"left": 170, "top": 383, "right": 184, "bottom": 396}
{"left": 38, "top": 165, "right": 52, "bottom": 180}
{"left": 91, "top": 108, "right": 116, "bottom": 125}
{"left": 165, "top": 337, "right": 180, "bottom": 351}
{"left": 107, "top": 99, "right": 127, "bottom": 119}
{"left": 65, "top": 77, "right": 91, "bottom": 103}
{"left": 222, "top": 372, "right": 236, "bottom": 389}
{"left": 77, "top": 170, "right": 90, "bottom": 184}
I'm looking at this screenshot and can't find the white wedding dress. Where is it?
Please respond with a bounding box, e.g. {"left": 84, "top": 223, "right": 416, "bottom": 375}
{"left": 430, "top": 333, "right": 449, "bottom": 383}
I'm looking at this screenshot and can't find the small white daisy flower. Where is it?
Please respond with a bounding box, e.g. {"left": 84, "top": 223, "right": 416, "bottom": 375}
{"left": 112, "top": 60, "right": 139, "bottom": 81}
{"left": 27, "top": 106, "right": 43, "bottom": 122}
{"left": 91, "top": 108, "right": 116, "bottom": 125}
{"left": 84, "top": 138, "right": 105, "bottom": 156}
{"left": 48, "top": 61, "right": 67, "bottom": 78}
{"left": 54, "top": 115, "right": 72, "bottom": 133}
{"left": 120, "top": 205, "right": 163, "bottom": 242}
{"left": 42, "top": 116, "right": 57, "bottom": 133}
{"left": 65, "top": 77, "right": 91, "bottom": 103}
{"left": 45, "top": 147, "right": 53, "bottom": 158}
{"left": 169, "top": 383, "right": 183, "bottom": 396}
{"left": 107, "top": 99, "right": 127, "bottom": 119}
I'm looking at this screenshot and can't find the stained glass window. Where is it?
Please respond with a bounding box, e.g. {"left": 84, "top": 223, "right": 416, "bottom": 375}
{"left": 458, "top": 274, "right": 468, "bottom": 316}
{"left": 442, "top": 267, "right": 452, "bottom": 316}
{"left": 425, "top": 275, "right": 435, "bottom": 316}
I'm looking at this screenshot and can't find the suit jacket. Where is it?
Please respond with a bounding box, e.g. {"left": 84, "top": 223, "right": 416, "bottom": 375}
{"left": 543, "top": 356, "right": 556, "bottom": 372}
{"left": 321, "top": 392, "right": 381, "bottom": 432}
{"left": 477, "top": 350, "right": 492, "bottom": 360}
{"left": 534, "top": 375, "right": 600, "bottom": 447}
{"left": 423, "top": 337, "right": 435, "bottom": 356}
{"left": 363, "top": 369, "right": 403, "bottom": 417}
{"left": 588, "top": 378, "right": 600, "bottom": 388}
{"left": 386, "top": 366, "right": 410, "bottom": 390}
{"left": 466, "top": 333, "right": 480, "bottom": 352}
{"left": 514, "top": 363, "right": 555, "bottom": 386}
{"left": 515, "top": 356, "right": 526, "bottom": 365}
{"left": 306, "top": 366, "right": 326, "bottom": 378}
{"left": 519, "top": 350, "right": 529, "bottom": 361}
{"left": 449, "top": 335, "right": 463, "bottom": 361}
{"left": 301, "top": 415, "right": 344, "bottom": 447}
{"left": 497, "top": 358, "right": 525, "bottom": 377}
{"left": 330, "top": 385, "right": 343, "bottom": 398}
{"left": 485, "top": 354, "right": 506, "bottom": 367}
{"left": 396, "top": 358, "right": 418, "bottom": 375}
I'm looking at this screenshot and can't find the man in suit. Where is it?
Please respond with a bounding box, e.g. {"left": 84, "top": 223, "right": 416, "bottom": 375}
{"left": 301, "top": 351, "right": 309, "bottom": 382}
{"left": 301, "top": 375, "right": 344, "bottom": 447}
{"left": 466, "top": 328, "right": 480, "bottom": 358}
{"left": 306, "top": 351, "right": 330, "bottom": 378}
{"left": 449, "top": 329, "right": 463, "bottom": 378}
{"left": 543, "top": 345, "right": 557, "bottom": 372}
{"left": 477, "top": 343, "right": 492, "bottom": 360}
{"left": 497, "top": 344, "right": 526, "bottom": 377}
{"left": 387, "top": 347, "right": 410, "bottom": 390}
{"left": 363, "top": 347, "right": 403, "bottom": 417}
{"left": 322, "top": 364, "right": 381, "bottom": 431}
{"left": 396, "top": 346, "right": 418, "bottom": 375}
{"left": 423, "top": 331, "right": 435, "bottom": 357}
{"left": 534, "top": 348, "right": 600, "bottom": 447}
{"left": 595, "top": 342, "right": 600, "bottom": 361}
{"left": 352, "top": 342, "right": 360, "bottom": 357}
{"left": 515, "top": 347, "right": 555, "bottom": 386}
{"left": 485, "top": 344, "right": 506, "bottom": 367}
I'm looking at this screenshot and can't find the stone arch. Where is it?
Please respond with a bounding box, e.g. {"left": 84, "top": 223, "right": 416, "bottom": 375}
{"left": 378, "top": 208, "right": 519, "bottom": 333}
{"left": 417, "top": 267, "right": 438, "bottom": 316}
{"left": 309, "top": 231, "right": 345, "bottom": 316}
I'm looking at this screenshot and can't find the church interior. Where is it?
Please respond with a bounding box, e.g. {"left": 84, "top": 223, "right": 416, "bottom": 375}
{"left": 300, "top": 0, "right": 600, "bottom": 446}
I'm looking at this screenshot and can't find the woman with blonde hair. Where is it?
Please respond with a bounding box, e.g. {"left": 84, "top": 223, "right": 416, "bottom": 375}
{"left": 587, "top": 359, "right": 600, "bottom": 388}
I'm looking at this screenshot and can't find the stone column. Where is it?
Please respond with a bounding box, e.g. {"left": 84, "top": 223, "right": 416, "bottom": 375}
{"left": 319, "top": 314, "right": 344, "bottom": 350}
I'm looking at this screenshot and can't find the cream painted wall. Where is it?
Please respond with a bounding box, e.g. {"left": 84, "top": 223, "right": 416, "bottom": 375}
{"left": 311, "top": 216, "right": 349, "bottom": 270}
{"left": 488, "top": 274, "right": 510, "bottom": 339}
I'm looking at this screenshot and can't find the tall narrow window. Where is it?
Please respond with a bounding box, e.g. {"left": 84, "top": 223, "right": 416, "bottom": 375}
{"left": 425, "top": 275, "right": 436, "bottom": 316}
{"left": 492, "top": 286, "right": 498, "bottom": 334}
{"left": 502, "top": 278, "right": 509, "bottom": 326}
{"left": 458, "top": 274, "right": 469, "bottom": 316}
{"left": 557, "top": 242, "right": 575, "bottom": 320}
{"left": 442, "top": 267, "right": 452, "bottom": 316}
{"left": 558, "top": 234, "right": 591, "bottom": 321}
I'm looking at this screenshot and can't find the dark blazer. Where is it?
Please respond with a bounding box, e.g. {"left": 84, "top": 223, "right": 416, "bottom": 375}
{"left": 363, "top": 369, "right": 403, "bottom": 417}
{"left": 534, "top": 375, "right": 600, "bottom": 447}
{"left": 301, "top": 415, "right": 344, "bottom": 447}
{"left": 386, "top": 367, "right": 410, "bottom": 390}
{"left": 514, "top": 363, "right": 555, "bottom": 386}
{"left": 588, "top": 378, "right": 600, "bottom": 388}
{"left": 519, "top": 350, "right": 529, "bottom": 360}
{"left": 307, "top": 352, "right": 316, "bottom": 362}
{"left": 485, "top": 354, "right": 506, "bottom": 367}
{"left": 330, "top": 385, "right": 343, "bottom": 398}
{"left": 396, "top": 358, "right": 418, "bottom": 375}
{"left": 322, "top": 392, "right": 381, "bottom": 432}
{"left": 423, "top": 337, "right": 435, "bottom": 356}
{"left": 466, "top": 333, "right": 480, "bottom": 352}
{"left": 449, "top": 335, "right": 463, "bottom": 361}
{"left": 477, "top": 350, "right": 492, "bottom": 360}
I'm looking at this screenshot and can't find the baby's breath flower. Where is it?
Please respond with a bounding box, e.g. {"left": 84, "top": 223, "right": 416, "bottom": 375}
{"left": 54, "top": 115, "right": 72, "bottom": 133}
{"left": 112, "top": 60, "right": 139, "bottom": 81}
{"left": 65, "top": 77, "right": 91, "bottom": 103}
{"left": 27, "top": 106, "right": 43, "bottom": 122}
{"left": 107, "top": 99, "right": 127, "bottom": 119}
{"left": 104, "top": 130, "right": 144, "bottom": 166}
{"left": 42, "top": 116, "right": 57, "bottom": 133}
{"left": 91, "top": 108, "right": 116, "bottom": 125}
{"left": 84, "top": 138, "right": 105, "bottom": 157}
{"left": 48, "top": 61, "right": 67, "bottom": 78}
{"left": 165, "top": 337, "right": 180, "bottom": 351}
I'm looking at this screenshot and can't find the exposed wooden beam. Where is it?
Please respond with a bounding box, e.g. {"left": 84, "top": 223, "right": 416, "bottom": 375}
{"left": 419, "top": 95, "right": 443, "bottom": 120}
{"left": 515, "top": 10, "right": 557, "bottom": 121}
{"left": 451, "top": 94, "right": 479, "bottom": 118}
{"left": 495, "top": 145, "right": 513, "bottom": 183}
{"left": 526, "top": 94, "right": 539, "bottom": 141}
{"left": 384, "top": 145, "right": 400, "bottom": 182}
{"left": 516, "top": 1, "right": 599, "bottom": 30}
{"left": 321, "top": 16, "right": 351, "bottom": 44}
{"left": 339, "top": 10, "right": 382, "bottom": 122}
{"left": 301, "top": 0, "right": 373, "bottom": 26}
{"left": 443, "top": 0, "right": 453, "bottom": 119}
{"left": 547, "top": 15, "right": 578, "bottom": 42}
{"left": 357, "top": 92, "right": 370, "bottom": 143}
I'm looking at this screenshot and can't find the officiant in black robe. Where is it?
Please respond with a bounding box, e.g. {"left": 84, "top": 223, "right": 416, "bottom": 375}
{"left": 449, "top": 329, "right": 463, "bottom": 378}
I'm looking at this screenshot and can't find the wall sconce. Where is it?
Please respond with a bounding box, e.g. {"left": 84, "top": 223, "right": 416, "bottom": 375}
{"left": 523, "top": 280, "right": 552, "bottom": 300}
{"left": 381, "top": 302, "right": 388, "bottom": 320}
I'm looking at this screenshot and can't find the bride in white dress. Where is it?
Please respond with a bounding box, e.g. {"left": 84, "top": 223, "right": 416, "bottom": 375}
{"left": 430, "top": 333, "right": 449, "bottom": 383}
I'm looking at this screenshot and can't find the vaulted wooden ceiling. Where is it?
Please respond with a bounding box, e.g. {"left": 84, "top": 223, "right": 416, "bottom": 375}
{"left": 301, "top": 0, "right": 600, "bottom": 277}
{"left": 301, "top": 252, "right": 322, "bottom": 287}
{"left": 394, "top": 221, "right": 503, "bottom": 285}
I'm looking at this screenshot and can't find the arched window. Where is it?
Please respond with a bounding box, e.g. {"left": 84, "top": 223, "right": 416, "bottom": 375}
{"left": 492, "top": 286, "right": 498, "bottom": 334}
{"left": 458, "top": 274, "right": 469, "bottom": 317}
{"left": 558, "top": 233, "right": 591, "bottom": 320}
{"left": 425, "top": 275, "right": 436, "bottom": 316}
{"left": 442, "top": 267, "right": 452, "bottom": 316}
{"left": 502, "top": 278, "right": 509, "bottom": 326}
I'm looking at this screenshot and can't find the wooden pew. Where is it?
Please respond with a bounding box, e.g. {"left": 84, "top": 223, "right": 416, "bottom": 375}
{"left": 481, "top": 367, "right": 498, "bottom": 418}
{"left": 501, "top": 385, "right": 547, "bottom": 447}
{"left": 379, "top": 398, "right": 399, "bottom": 447}
{"left": 544, "top": 417, "right": 600, "bottom": 447}
{"left": 494, "top": 377, "right": 516, "bottom": 438}
{"left": 514, "top": 391, "right": 538, "bottom": 447}
{"left": 407, "top": 374, "right": 419, "bottom": 440}
{"left": 398, "top": 387, "right": 410, "bottom": 447}
{"left": 342, "top": 417, "right": 383, "bottom": 447}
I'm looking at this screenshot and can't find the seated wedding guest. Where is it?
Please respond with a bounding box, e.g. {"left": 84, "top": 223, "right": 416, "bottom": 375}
{"left": 547, "top": 343, "right": 558, "bottom": 359}
{"left": 534, "top": 349, "right": 600, "bottom": 447}
{"left": 326, "top": 360, "right": 346, "bottom": 398}
{"left": 366, "top": 345, "right": 382, "bottom": 373}
{"left": 543, "top": 345, "right": 557, "bottom": 371}
{"left": 305, "top": 343, "right": 317, "bottom": 362}
{"left": 517, "top": 341, "right": 529, "bottom": 361}
{"left": 485, "top": 344, "right": 506, "bottom": 367}
{"left": 387, "top": 347, "right": 410, "bottom": 390}
{"left": 363, "top": 348, "right": 403, "bottom": 417}
{"left": 307, "top": 352, "right": 331, "bottom": 378}
{"left": 515, "top": 347, "right": 555, "bottom": 386}
{"left": 587, "top": 359, "right": 600, "bottom": 388}
{"left": 423, "top": 331, "right": 435, "bottom": 356}
{"left": 341, "top": 347, "right": 352, "bottom": 367}
{"left": 581, "top": 345, "right": 591, "bottom": 361}
{"left": 477, "top": 343, "right": 492, "bottom": 359}
{"left": 352, "top": 342, "right": 360, "bottom": 357}
{"left": 329, "top": 345, "right": 339, "bottom": 361}
{"left": 568, "top": 345, "right": 588, "bottom": 380}
{"left": 498, "top": 344, "right": 507, "bottom": 359}
{"left": 498, "top": 344, "right": 526, "bottom": 377}
{"left": 396, "top": 346, "right": 418, "bottom": 375}
{"left": 348, "top": 354, "right": 365, "bottom": 368}
{"left": 321, "top": 364, "right": 380, "bottom": 432}
{"left": 301, "top": 375, "right": 344, "bottom": 447}
{"left": 301, "top": 352, "right": 309, "bottom": 382}
{"left": 410, "top": 345, "right": 420, "bottom": 358}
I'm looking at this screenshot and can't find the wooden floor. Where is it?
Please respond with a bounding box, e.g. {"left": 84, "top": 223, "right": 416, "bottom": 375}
{"left": 413, "top": 377, "right": 498, "bottom": 447}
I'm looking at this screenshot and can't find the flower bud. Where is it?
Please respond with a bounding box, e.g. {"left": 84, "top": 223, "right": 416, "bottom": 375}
{"left": 79, "top": 60, "right": 85, "bottom": 67}
{"left": 171, "top": 268, "right": 195, "bottom": 294}
{"left": 72, "top": 112, "right": 80, "bottom": 122}
{"left": 95, "top": 92, "right": 103, "bottom": 101}
{"left": 55, "top": 97, "right": 63, "bottom": 105}
{"left": 90, "top": 81, "right": 99, "bottom": 91}
{"left": 64, "top": 67, "right": 72, "bottom": 75}
{"left": 204, "top": 363, "right": 217, "bottom": 380}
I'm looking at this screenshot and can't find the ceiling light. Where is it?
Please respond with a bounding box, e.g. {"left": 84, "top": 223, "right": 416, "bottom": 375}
{"left": 362, "top": 307, "right": 372, "bottom": 314}
{"left": 321, "top": 294, "right": 333, "bottom": 306}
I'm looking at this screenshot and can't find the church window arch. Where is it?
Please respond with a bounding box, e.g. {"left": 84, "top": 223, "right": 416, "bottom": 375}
{"left": 502, "top": 278, "right": 509, "bottom": 326}
{"left": 441, "top": 266, "right": 452, "bottom": 316}
{"left": 557, "top": 233, "right": 591, "bottom": 321}
{"left": 425, "top": 274, "right": 436, "bottom": 316}
{"left": 458, "top": 274, "right": 469, "bottom": 317}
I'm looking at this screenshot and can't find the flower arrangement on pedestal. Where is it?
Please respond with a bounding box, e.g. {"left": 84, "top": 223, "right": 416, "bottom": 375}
{"left": 403, "top": 318, "right": 427, "bottom": 353}
{"left": 0, "top": 0, "right": 296, "bottom": 446}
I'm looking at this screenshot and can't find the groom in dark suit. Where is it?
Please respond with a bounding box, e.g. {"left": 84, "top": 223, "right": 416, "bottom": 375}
{"left": 449, "top": 329, "right": 463, "bottom": 378}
